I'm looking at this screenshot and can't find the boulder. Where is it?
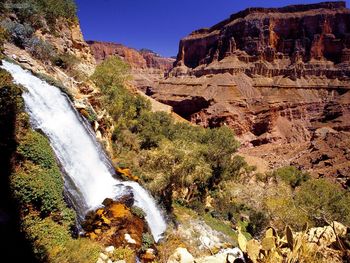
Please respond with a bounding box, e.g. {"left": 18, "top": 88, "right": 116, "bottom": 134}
{"left": 83, "top": 200, "right": 146, "bottom": 249}
{"left": 308, "top": 221, "right": 347, "bottom": 247}
{"left": 167, "top": 247, "right": 195, "bottom": 263}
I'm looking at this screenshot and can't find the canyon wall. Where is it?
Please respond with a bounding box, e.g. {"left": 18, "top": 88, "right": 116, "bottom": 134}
{"left": 150, "top": 1, "right": 350, "bottom": 185}
{"left": 87, "top": 41, "right": 174, "bottom": 91}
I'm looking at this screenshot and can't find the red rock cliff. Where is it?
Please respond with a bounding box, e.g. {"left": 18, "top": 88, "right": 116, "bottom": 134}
{"left": 87, "top": 41, "right": 175, "bottom": 90}
{"left": 150, "top": 1, "right": 350, "bottom": 185}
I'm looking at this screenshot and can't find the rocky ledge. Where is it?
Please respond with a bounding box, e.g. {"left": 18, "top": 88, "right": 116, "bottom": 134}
{"left": 149, "top": 1, "right": 350, "bottom": 184}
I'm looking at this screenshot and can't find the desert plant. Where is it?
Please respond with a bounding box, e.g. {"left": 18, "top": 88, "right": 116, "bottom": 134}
{"left": 131, "top": 206, "right": 146, "bottom": 219}
{"left": 0, "top": 20, "right": 34, "bottom": 48}
{"left": 273, "top": 166, "right": 310, "bottom": 188}
{"left": 141, "top": 232, "right": 155, "bottom": 251}
{"left": 27, "top": 37, "right": 56, "bottom": 62}
{"left": 295, "top": 178, "right": 350, "bottom": 226}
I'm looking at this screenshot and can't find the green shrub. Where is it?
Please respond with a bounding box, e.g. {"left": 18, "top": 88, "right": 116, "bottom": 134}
{"left": 52, "top": 53, "right": 79, "bottom": 70}
{"left": 141, "top": 232, "right": 155, "bottom": 251}
{"left": 22, "top": 215, "right": 100, "bottom": 263}
{"left": 91, "top": 56, "right": 150, "bottom": 131}
{"left": 131, "top": 206, "right": 146, "bottom": 219}
{"left": 91, "top": 56, "right": 131, "bottom": 89}
{"left": 111, "top": 247, "right": 135, "bottom": 263}
{"left": 140, "top": 140, "right": 212, "bottom": 211}
{"left": 273, "top": 166, "right": 310, "bottom": 188}
{"left": 11, "top": 163, "right": 63, "bottom": 215}
{"left": 132, "top": 111, "right": 174, "bottom": 149}
{"left": 27, "top": 37, "right": 56, "bottom": 62}
{"left": 295, "top": 178, "right": 350, "bottom": 226}
{"left": 18, "top": 131, "right": 57, "bottom": 169}
{"left": 0, "top": 20, "right": 34, "bottom": 48}
{"left": 4, "top": 0, "right": 77, "bottom": 26}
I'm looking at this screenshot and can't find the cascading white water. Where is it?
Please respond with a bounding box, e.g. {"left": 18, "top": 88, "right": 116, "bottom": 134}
{"left": 1, "top": 60, "right": 166, "bottom": 241}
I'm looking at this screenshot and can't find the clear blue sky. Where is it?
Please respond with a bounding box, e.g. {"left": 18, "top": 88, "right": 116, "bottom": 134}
{"left": 75, "top": 0, "right": 349, "bottom": 57}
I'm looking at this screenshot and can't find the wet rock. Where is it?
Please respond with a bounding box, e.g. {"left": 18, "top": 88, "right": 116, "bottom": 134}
{"left": 83, "top": 200, "right": 147, "bottom": 249}
{"left": 142, "top": 248, "right": 157, "bottom": 262}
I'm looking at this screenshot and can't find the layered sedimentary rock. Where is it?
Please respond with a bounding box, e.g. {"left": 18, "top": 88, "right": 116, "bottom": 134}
{"left": 150, "top": 1, "right": 350, "bottom": 184}
{"left": 87, "top": 41, "right": 175, "bottom": 90}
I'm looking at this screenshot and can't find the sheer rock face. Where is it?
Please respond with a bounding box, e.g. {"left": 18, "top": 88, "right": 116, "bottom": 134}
{"left": 87, "top": 41, "right": 175, "bottom": 91}
{"left": 150, "top": 2, "right": 350, "bottom": 182}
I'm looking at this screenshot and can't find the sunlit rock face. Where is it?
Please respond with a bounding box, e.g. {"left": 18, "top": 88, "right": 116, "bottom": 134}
{"left": 149, "top": 2, "right": 350, "bottom": 183}
{"left": 87, "top": 41, "right": 175, "bottom": 91}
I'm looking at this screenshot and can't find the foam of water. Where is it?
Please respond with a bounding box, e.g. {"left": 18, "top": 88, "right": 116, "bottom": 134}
{"left": 1, "top": 60, "right": 166, "bottom": 241}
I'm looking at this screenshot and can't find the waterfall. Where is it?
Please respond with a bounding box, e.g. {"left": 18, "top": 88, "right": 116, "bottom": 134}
{"left": 1, "top": 60, "right": 166, "bottom": 241}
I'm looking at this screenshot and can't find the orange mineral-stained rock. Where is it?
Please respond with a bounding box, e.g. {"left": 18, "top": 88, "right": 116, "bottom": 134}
{"left": 83, "top": 199, "right": 148, "bottom": 249}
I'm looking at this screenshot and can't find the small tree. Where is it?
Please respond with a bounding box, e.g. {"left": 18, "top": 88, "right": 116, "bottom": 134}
{"left": 295, "top": 178, "right": 350, "bottom": 226}
{"left": 140, "top": 140, "right": 212, "bottom": 211}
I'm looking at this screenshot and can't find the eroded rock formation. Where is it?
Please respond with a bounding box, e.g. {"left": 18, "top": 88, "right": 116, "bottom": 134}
{"left": 150, "top": 1, "right": 350, "bottom": 184}
{"left": 87, "top": 41, "right": 175, "bottom": 91}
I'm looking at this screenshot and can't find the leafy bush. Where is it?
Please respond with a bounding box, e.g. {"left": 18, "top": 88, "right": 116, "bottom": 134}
{"left": 295, "top": 178, "right": 350, "bottom": 226}
{"left": 91, "top": 56, "right": 150, "bottom": 131}
{"left": 52, "top": 53, "right": 79, "bottom": 70}
{"left": 273, "top": 166, "right": 310, "bottom": 188}
{"left": 132, "top": 111, "right": 174, "bottom": 149}
{"left": 0, "top": 20, "right": 34, "bottom": 48}
{"left": 23, "top": 215, "right": 100, "bottom": 262}
{"left": 141, "top": 232, "right": 155, "bottom": 251}
{"left": 3, "top": 0, "right": 77, "bottom": 26}
{"left": 27, "top": 37, "right": 56, "bottom": 62}
{"left": 111, "top": 247, "right": 135, "bottom": 263}
{"left": 92, "top": 56, "right": 131, "bottom": 89}
{"left": 140, "top": 140, "right": 212, "bottom": 211}
{"left": 131, "top": 206, "right": 146, "bottom": 219}
{"left": 264, "top": 184, "right": 309, "bottom": 231}
{"left": 18, "top": 131, "right": 57, "bottom": 169}
{"left": 11, "top": 162, "right": 63, "bottom": 215}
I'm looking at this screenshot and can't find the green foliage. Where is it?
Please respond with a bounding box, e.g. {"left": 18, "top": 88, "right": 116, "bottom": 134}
{"left": 265, "top": 184, "right": 309, "bottom": 231}
{"left": 18, "top": 131, "right": 57, "bottom": 169}
{"left": 0, "top": 19, "right": 34, "bottom": 48}
{"left": 140, "top": 140, "right": 212, "bottom": 210}
{"left": 52, "top": 53, "right": 79, "bottom": 70}
{"left": 295, "top": 178, "right": 350, "bottom": 226}
{"left": 132, "top": 111, "right": 174, "bottom": 149}
{"left": 3, "top": 0, "right": 77, "bottom": 26}
{"left": 23, "top": 215, "right": 100, "bottom": 263}
{"left": 27, "top": 37, "right": 56, "bottom": 62}
{"left": 273, "top": 166, "right": 310, "bottom": 188}
{"left": 11, "top": 162, "right": 63, "bottom": 215}
{"left": 131, "top": 206, "right": 146, "bottom": 219}
{"left": 91, "top": 56, "right": 151, "bottom": 132}
{"left": 111, "top": 247, "right": 135, "bottom": 263}
{"left": 202, "top": 213, "right": 238, "bottom": 242}
{"left": 92, "top": 56, "right": 131, "bottom": 89}
{"left": 141, "top": 232, "right": 155, "bottom": 251}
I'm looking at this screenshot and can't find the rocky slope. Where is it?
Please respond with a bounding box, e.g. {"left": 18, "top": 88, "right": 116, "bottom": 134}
{"left": 88, "top": 41, "right": 175, "bottom": 91}
{"left": 150, "top": 1, "right": 350, "bottom": 185}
